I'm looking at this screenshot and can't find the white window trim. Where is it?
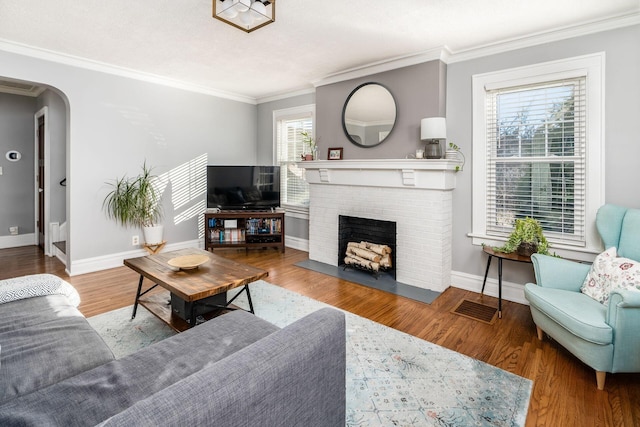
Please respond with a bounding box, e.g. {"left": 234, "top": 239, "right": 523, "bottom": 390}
{"left": 273, "top": 104, "right": 315, "bottom": 216}
{"left": 471, "top": 53, "right": 605, "bottom": 259}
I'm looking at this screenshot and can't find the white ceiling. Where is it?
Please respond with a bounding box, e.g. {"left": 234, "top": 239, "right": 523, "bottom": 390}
{"left": 0, "top": 0, "right": 638, "bottom": 102}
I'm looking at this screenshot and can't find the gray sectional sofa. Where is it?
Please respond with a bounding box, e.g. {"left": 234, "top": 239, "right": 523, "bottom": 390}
{"left": 0, "top": 274, "right": 346, "bottom": 426}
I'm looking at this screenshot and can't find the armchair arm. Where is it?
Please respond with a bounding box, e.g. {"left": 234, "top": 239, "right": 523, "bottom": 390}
{"left": 607, "top": 289, "right": 640, "bottom": 321}
{"left": 606, "top": 290, "right": 640, "bottom": 372}
{"left": 531, "top": 254, "right": 592, "bottom": 292}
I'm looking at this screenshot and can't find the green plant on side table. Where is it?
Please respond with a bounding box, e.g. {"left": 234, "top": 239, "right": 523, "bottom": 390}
{"left": 492, "top": 217, "right": 551, "bottom": 256}
{"left": 103, "top": 161, "right": 164, "bottom": 245}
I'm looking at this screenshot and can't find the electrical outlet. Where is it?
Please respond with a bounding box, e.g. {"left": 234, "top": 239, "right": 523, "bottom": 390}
{"left": 132, "top": 235, "right": 139, "bottom": 245}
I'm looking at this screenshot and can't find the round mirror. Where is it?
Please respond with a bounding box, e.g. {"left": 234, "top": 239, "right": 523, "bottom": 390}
{"left": 342, "top": 82, "right": 397, "bottom": 147}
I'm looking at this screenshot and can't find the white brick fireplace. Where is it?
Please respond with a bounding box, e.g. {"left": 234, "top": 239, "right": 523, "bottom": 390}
{"left": 299, "top": 159, "right": 459, "bottom": 293}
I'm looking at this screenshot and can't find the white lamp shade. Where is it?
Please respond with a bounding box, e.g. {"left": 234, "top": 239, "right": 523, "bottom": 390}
{"left": 235, "top": 0, "right": 251, "bottom": 12}
{"left": 421, "top": 117, "right": 447, "bottom": 140}
{"left": 220, "top": 0, "right": 239, "bottom": 18}
{"left": 251, "top": 0, "right": 267, "bottom": 17}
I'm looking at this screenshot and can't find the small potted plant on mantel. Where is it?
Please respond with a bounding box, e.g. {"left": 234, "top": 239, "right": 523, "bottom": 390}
{"left": 103, "top": 162, "right": 164, "bottom": 245}
{"left": 493, "top": 217, "right": 551, "bottom": 256}
{"left": 445, "top": 142, "right": 465, "bottom": 171}
{"left": 300, "top": 130, "right": 316, "bottom": 161}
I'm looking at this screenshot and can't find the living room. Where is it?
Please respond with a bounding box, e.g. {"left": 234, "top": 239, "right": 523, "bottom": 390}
{"left": 1, "top": 1, "right": 639, "bottom": 425}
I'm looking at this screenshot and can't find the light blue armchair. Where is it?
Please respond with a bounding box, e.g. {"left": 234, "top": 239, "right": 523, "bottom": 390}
{"left": 524, "top": 204, "right": 640, "bottom": 390}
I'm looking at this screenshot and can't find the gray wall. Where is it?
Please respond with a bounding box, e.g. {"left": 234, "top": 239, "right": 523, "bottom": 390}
{"left": 447, "top": 24, "right": 640, "bottom": 286}
{"left": 315, "top": 60, "right": 447, "bottom": 160}
{"left": 0, "top": 49, "right": 257, "bottom": 272}
{"left": 37, "top": 89, "right": 67, "bottom": 226}
{"left": 257, "top": 92, "right": 315, "bottom": 241}
{"left": 0, "top": 93, "right": 37, "bottom": 236}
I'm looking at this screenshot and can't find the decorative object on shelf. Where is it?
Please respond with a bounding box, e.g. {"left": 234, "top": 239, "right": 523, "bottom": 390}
{"left": 445, "top": 142, "right": 465, "bottom": 171}
{"left": 103, "top": 162, "right": 165, "bottom": 245}
{"left": 167, "top": 254, "right": 210, "bottom": 270}
{"left": 420, "top": 117, "right": 446, "bottom": 159}
{"left": 328, "top": 147, "right": 343, "bottom": 160}
{"left": 213, "top": 0, "right": 275, "bottom": 33}
{"left": 300, "top": 130, "right": 316, "bottom": 161}
{"left": 492, "top": 217, "right": 551, "bottom": 256}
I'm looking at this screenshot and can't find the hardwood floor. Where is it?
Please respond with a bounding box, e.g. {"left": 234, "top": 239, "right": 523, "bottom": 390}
{"left": 2, "top": 246, "right": 639, "bottom": 426}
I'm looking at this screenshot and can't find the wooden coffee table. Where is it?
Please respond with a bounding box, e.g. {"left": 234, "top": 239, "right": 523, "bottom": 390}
{"left": 124, "top": 248, "right": 268, "bottom": 332}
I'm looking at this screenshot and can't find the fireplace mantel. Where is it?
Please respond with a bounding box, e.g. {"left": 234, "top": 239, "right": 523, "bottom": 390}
{"left": 299, "top": 158, "right": 457, "bottom": 293}
{"left": 297, "top": 159, "right": 459, "bottom": 190}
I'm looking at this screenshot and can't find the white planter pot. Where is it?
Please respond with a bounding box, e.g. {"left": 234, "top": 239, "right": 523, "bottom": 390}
{"left": 143, "top": 225, "right": 164, "bottom": 245}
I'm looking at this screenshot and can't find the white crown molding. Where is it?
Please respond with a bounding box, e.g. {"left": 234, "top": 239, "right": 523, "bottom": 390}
{"left": 313, "top": 12, "right": 639, "bottom": 86}
{"left": 447, "top": 11, "right": 640, "bottom": 64}
{"left": 0, "top": 12, "right": 637, "bottom": 103}
{"left": 256, "top": 86, "right": 316, "bottom": 104}
{"left": 0, "top": 38, "right": 258, "bottom": 105}
{"left": 313, "top": 46, "right": 452, "bottom": 88}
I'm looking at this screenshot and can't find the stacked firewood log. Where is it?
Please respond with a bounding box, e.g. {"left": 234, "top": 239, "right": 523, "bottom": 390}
{"left": 344, "top": 241, "right": 392, "bottom": 272}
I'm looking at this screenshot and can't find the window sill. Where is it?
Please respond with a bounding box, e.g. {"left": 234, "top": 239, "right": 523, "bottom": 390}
{"left": 282, "top": 204, "right": 309, "bottom": 220}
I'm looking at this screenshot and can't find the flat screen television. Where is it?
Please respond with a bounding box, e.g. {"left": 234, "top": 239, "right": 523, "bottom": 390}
{"left": 207, "top": 165, "right": 281, "bottom": 210}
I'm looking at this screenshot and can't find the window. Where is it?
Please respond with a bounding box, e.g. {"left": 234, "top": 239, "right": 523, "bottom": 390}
{"left": 472, "top": 54, "right": 604, "bottom": 256}
{"left": 274, "top": 105, "right": 314, "bottom": 212}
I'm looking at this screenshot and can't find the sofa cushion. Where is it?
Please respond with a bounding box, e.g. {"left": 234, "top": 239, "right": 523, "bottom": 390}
{"left": 0, "top": 295, "right": 115, "bottom": 405}
{"left": 0, "top": 309, "right": 280, "bottom": 426}
{"left": 525, "top": 283, "right": 612, "bottom": 345}
{"left": 98, "top": 308, "right": 346, "bottom": 427}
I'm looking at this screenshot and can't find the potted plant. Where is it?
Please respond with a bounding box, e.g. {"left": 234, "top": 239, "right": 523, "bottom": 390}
{"left": 493, "top": 217, "right": 550, "bottom": 256}
{"left": 300, "top": 130, "right": 316, "bottom": 161}
{"left": 103, "top": 162, "right": 164, "bottom": 245}
{"left": 446, "top": 142, "right": 465, "bottom": 171}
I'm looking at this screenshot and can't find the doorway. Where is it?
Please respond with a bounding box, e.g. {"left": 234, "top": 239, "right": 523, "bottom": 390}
{"left": 37, "top": 114, "right": 45, "bottom": 250}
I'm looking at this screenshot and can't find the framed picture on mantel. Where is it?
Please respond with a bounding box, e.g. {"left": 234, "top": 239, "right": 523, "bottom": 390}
{"left": 328, "top": 147, "right": 343, "bottom": 160}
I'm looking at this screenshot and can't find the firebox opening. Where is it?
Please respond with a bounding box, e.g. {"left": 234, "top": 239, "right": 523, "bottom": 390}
{"left": 338, "top": 215, "right": 397, "bottom": 279}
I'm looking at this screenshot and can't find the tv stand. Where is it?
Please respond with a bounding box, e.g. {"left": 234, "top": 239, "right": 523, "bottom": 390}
{"left": 204, "top": 209, "right": 285, "bottom": 253}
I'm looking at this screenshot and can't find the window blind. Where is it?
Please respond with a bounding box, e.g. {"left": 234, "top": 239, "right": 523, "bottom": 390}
{"left": 485, "top": 77, "right": 587, "bottom": 245}
{"left": 276, "top": 116, "right": 312, "bottom": 207}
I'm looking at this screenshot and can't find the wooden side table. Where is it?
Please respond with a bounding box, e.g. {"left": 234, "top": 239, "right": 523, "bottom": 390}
{"left": 142, "top": 241, "right": 166, "bottom": 255}
{"left": 481, "top": 246, "right": 532, "bottom": 319}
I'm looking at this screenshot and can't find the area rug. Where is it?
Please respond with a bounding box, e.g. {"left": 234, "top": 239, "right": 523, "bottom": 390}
{"left": 89, "top": 280, "right": 532, "bottom": 426}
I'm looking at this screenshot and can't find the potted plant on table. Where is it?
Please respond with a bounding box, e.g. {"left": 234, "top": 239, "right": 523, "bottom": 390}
{"left": 493, "top": 217, "right": 551, "bottom": 256}
{"left": 103, "top": 162, "right": 164, "bottom": 245}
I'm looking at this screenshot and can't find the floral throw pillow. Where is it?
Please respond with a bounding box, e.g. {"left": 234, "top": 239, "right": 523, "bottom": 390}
{"left": 581, "top": 247, "right": 617, "bottom": 304}
{"left": 607, "top": 255, "right": 640, "bottom": 302}
{"left": 581, "top": 247, "right": 640, "bottom": 304}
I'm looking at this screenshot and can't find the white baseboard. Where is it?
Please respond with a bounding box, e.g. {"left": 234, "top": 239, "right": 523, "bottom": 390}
{"left": 0, "top": 233, "right": 36, "bottom": 249}
{"left": 69, "top": 237, "right": 311, "bottom": 277}
{"left": 68, "top": 239, "right": 203, "bottom": 276}
{"left": 450, "top": 270, "right": 529, "bottom": 305}
{"left": 54, "top": 247, "right": 67, "bottom": 267}
{"left": 285, "top": 235, "right": 309, "bottom": 252}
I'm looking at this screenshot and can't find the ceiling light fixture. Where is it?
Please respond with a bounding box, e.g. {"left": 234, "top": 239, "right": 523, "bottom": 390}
{"left": 213, "top": 0, "right": 275, "bottom": 33}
